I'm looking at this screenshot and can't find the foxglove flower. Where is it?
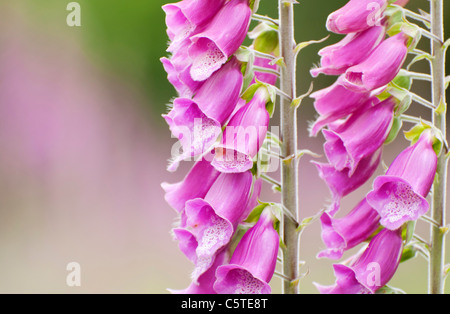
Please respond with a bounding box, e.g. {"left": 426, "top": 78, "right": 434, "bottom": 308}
{"left": 188, "top": 0, "right": 252, "bottom": 81}
{"left": 309, "top": 79, "right": 371, "bottom": 136}
{"left": 366, "top": 130, "right": 438, "bottom": 230}
{"left": 315, "top": 228, "right": 403, "bottom": 294}
{"left": 214, "top": 209, "right": 279, "bottom": 294}
{"left": 313, "top": 147, "right": 382, "bottom": 216}
{"left": 163, "top": 0, "right": 226, "bottom": 43}
{"left": 311, "top": 26, "right": 385, "bottom": 77}
{"left": 342, "top": 33, "right": 409, "bottom": 92}
{"left": 164, "top": 58, "right": 243, "bottom": 169}
{"left": 168, "top": 248, "right": 229, "bottom": 294}
{"left": 161, "top": 36, "right": 205, "bottom": 97}
{"left": 318, "top": 199, "right": 380, "bottom": 260}
{"left": 323, "top": 97, "right": 395, "bottom": 175}
{"left": 212, "top": 88, "right": 270, "bottom": 173}
{"left": 161, "top": 159, "right": 220, "bottom": 213}
{"left": 173, "top": 171, "right": 256, "bottom": 281}
{"left": 161, "top": 56, "right": 203, "bottom": 97}
{"left": 326, "top": 0, "right": 388, "bottom": 34}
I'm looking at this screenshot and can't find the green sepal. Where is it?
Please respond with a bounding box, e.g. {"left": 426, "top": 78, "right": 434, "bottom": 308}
{"left": 241, "top": 81, "right": 277, "bottom": 117}
{"left": 402, "top": 220, "right": 416, "bottom": 244}
{"left": 392, "top": 72, "right": 413, "bottom": 90}
{"left": 249, "top": 0, "right": 260, "bottom": 12}
{"left": 435, "top": 96, "right": 447, "bottom": 115}
{"left": 375, "top": 285, "right": 406, "bottom": 294}
{"left": 387, "top": 21, "right": 421, "bottom": 51}
{"left": 400, "top": 244, "right": 418, "bottom": 263}
{"left": 384, "top": 117, "right": 403, "bottom": 145}
{"left": 253, "top": 30, "right": 279, "bottom": 55}
{"left": 403, "top": 122, "right": 444, "bottom": 156}
{"left": 380, "top": 82, "right": 412, "bottom": 116}
{"left": 244, "top": 202, "right": 268, "bottom": 224}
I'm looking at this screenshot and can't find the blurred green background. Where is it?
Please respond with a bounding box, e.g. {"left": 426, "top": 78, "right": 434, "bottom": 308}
{"left": 0, "top": 0, "right": 448, "bottom": 294}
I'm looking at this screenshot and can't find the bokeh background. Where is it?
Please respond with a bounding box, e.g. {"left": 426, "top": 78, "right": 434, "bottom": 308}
{"left": 0, "top": 0, "right": 448, "bottom": 294}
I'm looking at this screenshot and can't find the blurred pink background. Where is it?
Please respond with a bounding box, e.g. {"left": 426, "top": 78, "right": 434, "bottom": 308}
{"left": 0, "top": 1, "right": 448, "bottom": 293}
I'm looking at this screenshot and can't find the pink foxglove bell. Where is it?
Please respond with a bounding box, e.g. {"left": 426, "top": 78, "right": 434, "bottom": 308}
{"left": 366, "top": 130, "right": 438, "bottom": 230}
{"left": 315, "top": 228, "right": 403, "bottom": 294}
{"left": 311, "top": 25, "right": 385, "bottom": 77}
{"left": 318, "top": 199, "right": 380, "bottom": 260}
{"left": 213, "top": 209, "right": 279, "bottom": 294}
{"left": 212, "top": 87, "right": 270, "bottom": 173}
{"left": 173, "top": 171, "right": 256, "bottom": 282}
{"left": 188, "top": 0, "right": 252, "bottom": 81}
{"left": 326, "top": 0, "right": 388, "bottom": 34}
{"left": 342, "top": 33, "right": 409, "bottom": 92}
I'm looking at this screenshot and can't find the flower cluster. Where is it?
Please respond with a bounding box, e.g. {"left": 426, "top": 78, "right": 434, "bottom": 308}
{"left": 161, "top": 0, "right": 280, "bottom": 294}
{"left": 311, "top": 0, "right": 438, "bottom": 294}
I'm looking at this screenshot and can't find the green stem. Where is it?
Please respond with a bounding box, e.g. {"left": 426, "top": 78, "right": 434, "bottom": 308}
{"left": 278, "top": 0, "right": 299, "bottom": 294}
{"left": 429, "top": 0, "right": 447, "bottom": 295}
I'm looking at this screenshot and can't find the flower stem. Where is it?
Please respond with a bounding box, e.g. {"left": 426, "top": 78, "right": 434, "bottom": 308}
{"left": 429, "top": 0, "right": 447, "bottom": 295}
{"left": 278, "top": 0, "right": 299, "bottom": 294}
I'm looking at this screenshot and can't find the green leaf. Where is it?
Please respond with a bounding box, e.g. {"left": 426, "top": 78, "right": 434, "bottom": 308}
{"left": 295, "top": 209, "right": 325, "bottom": 233}
{"left": 294, "top": 36, "right": 329, "bottom": 56}
{"left": 291, "top": 83, "right": 314, "bottom": 109}
{"left": 407, "top": 52, "right": 433, "bottom": 70}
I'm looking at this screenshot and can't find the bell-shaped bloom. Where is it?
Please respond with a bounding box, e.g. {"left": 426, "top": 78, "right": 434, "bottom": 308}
{"left": 161, "top": 159, "right": 220, "bottom": 213}
{"left": 318, "top": 199, "right": 381, "bottom": 260}
{"left": 342, "top": 33, "right": 409, "bottom": 92}
{"left": 163, "top": 58, "right": 243, "bottom": 169}
{"left": 168, "top": 248, "right": 229, "bottom": 294}
{"left": 315, "top": 228, "right": 403, "bottom": 294}
{"left": 161, "top": 36, "right": 205, "bottom": 97}
{"left": 252, "top": 57, "right": 279, "bottom": 86}
{"left": 188, "top": 0, "right": 252, "bottom": 81}
{"left": 323, "top": 97, "right": 395, "bottom": 175}
{"left": 213, "top": 209, "right": 279, "bottom": 294}
{"left": 366, "top": 130, "right": 438, "bottom": 230}
{"left": 326, "top": 0, "right": 388, "bottom": 34}
{"left": 313, "top": 147, "right": 382, "bottom": 216}
{"left": 193, "top": 57, "right": 244, "bottom": 124}
{"left": 173, "top": 171, "right": 256, "bottom": 282}
{"left": 311, "top": 26, "right": 386, "bottom": 77}
{"left": 162, "top": 0, "right": 226, "bottom": 43}
{"left": 161, "top": 56, "right": 203, "bottom": 97}
{"left": 309, "top": 78, "right": 370, "bottom": 136}
{"left": 211, "top": 88, "right": 270, "bottom": 173}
